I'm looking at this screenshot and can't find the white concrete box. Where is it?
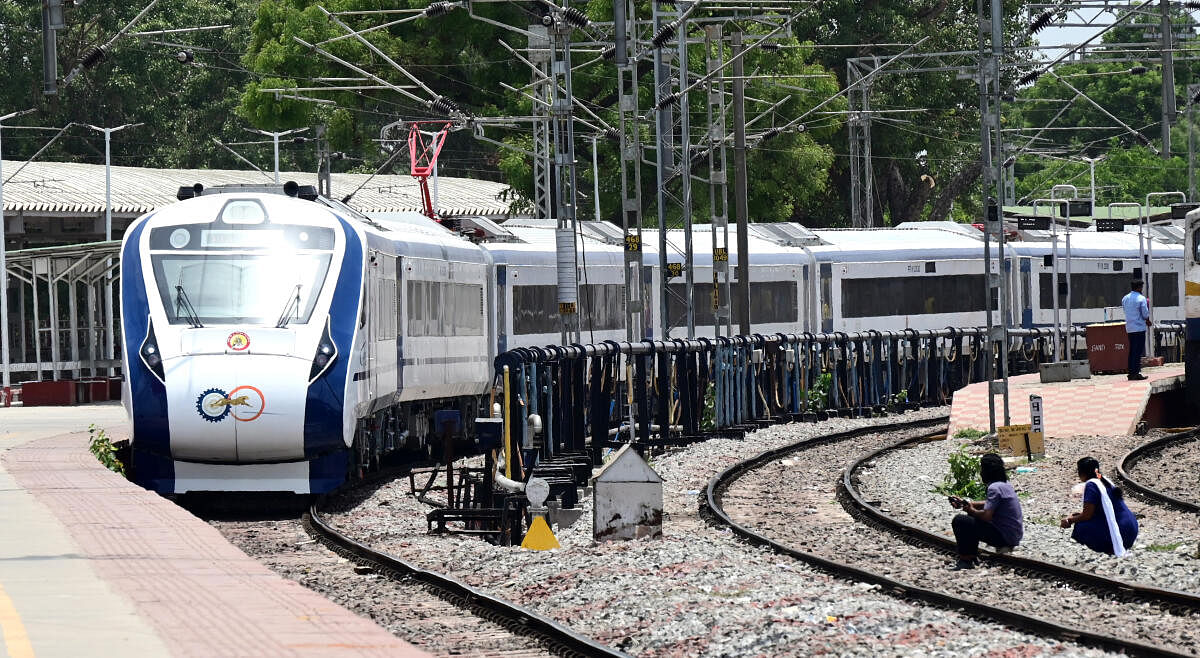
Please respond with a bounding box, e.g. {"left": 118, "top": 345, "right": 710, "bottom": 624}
{"left": 592, "top": 444, "right": 663, "bottom": 541}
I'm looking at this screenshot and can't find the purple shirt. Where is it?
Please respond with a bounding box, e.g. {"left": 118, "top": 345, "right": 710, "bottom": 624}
{"left": 983, "top": 481, "right": 1024, "bottom": 546}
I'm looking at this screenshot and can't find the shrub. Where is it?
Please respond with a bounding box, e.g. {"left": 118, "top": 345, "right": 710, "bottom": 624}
{"left": 931, "top": 444, "right": 987, "bottom": 500}
{"left": 88, "top": 424, "right": 126, "bottom": 476}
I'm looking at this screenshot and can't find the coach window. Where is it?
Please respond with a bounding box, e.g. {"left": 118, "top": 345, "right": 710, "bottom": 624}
{"left": 1038, "top": 272, "right": 1179, "bottom": 308}
{"left": 513, "top": 285, "right": 559, "bottom": 335}
{"left": 580, "top": 283, "right": 624, "bottom": 331}
{"left": 841, "top": 275, "right": 986, "bottom": 318}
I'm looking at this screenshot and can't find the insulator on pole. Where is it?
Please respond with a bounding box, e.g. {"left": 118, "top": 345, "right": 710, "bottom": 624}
{"left": 651, "top": 22, "right": 677, "bottom": 48}
{"left": 562, "top": 6, "right": 589, "bottom": 28}
{"left": 603, "top": 127, "right": 620, "bottom": 141}
{"left": 759, "top": 42, "right": 780, "bottom": 52}
{"left": 81, "top": 45, "right": 107, "bottom": 69}
{"left": 1018, "top": 68, "right": 1042, "bottom": 86}
{"left": 430, "top": 96, "right": 459, "bottom": 115}
{"left": 1028, "top": 10, "right": 1054, "bottom": 35}
{"left": 601, "top": 45, "right": 616, "bottom": 60}
{"left": 423, "top": 2, "right": 456, "bottom": 18}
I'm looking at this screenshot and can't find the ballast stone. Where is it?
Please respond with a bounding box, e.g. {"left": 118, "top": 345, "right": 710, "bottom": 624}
{"left": 592, "top": 444, "right": 663, "bottom": 541}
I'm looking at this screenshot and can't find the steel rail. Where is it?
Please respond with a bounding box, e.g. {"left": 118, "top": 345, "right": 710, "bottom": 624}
{"left": 306, "top": 503, "right": 627, "bottom": 658}
{"left": 1117, "top": 429, "right": 1200, "bottom": 514}
{"left": 704, "top": 418, "right": 1187, "bottom": 658}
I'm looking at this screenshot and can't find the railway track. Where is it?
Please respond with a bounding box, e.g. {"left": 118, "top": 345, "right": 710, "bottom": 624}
{"left": 306, "top": 501, "right": 627, "bottom": 658}
{"left": 1117, "top": 429, "right": 1200, "bottom": 513}
{"left": 706, "top": 417, "right": 1200, "bottom": 658}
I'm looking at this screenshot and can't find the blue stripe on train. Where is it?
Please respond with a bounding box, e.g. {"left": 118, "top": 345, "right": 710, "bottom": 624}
{"left": 305, "top": 216, "right": 363, "bottom": 492}
{"left": 122, "top": 217, "right": 176, "bottom": 493}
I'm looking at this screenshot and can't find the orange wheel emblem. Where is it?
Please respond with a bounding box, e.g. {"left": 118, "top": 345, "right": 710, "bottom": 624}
{"left": 228, "top": 385, "right": 265, "bottom": 422}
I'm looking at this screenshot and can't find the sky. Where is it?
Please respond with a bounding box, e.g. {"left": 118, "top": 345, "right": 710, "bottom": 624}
{"left": 1034, "top": 6, "right": 1200, "bottom": 58}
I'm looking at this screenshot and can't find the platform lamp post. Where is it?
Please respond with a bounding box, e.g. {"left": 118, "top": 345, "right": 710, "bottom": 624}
{"left": 84, "top": 122, "right": 141, "bottom": 376}
{"left": 1079, "top": 155, "right": 1104, "bottom": 208}
{"left": 1033, "top": 198, "right": 1069, "bottom": 361}
{"left": 1051, "top": 184, "right": 1078, "bottom": 358}
{"left": 246, "top": 127, "right": 309, "bottom": 184}
{"left": 0, "top": 108, "right": 37, "bottom": 390}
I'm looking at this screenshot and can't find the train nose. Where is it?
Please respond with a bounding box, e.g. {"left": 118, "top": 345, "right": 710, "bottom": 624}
{"left": 165, "top": 354, "right": 310, "bottom": 462}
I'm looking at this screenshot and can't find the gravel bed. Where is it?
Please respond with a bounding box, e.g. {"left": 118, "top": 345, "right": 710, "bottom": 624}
{"left": 857, "top": 431, "right": 1200, "bottom": 593}
{"left": 728, "top": 427, "right": 1200, "bottom": 655}
{"left": 206, "top": 512, "right": 552, "bottom": 657}
{"left": 324, "top": 409, "right": 1121, "bottom": 657}
{"left": 1125, "top": 432, "right": 1200, "bottom": 505}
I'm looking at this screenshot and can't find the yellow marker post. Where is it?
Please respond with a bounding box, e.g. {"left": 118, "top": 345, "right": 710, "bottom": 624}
{"left": 503, "top": 365, "right": 512, "bottom": 480}
{"left": 521, "top": 516, "right": 560, "bottom": 550}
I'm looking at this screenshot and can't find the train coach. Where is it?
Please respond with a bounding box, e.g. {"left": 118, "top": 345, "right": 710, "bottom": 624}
{"left": 120, "top": 183, "right": 1185, "bottom": 493}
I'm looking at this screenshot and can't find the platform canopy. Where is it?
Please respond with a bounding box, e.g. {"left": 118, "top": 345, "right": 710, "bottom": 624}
{"left": 1, "top": 159, "right": 517, "bottom": 250}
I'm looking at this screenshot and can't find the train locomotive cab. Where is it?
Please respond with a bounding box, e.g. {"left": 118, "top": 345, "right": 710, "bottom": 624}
{"left": 121, "top": 191, "right": 361, "bottom": 494}
{"left": 1186, "top": 209, "right": 1200, "bottom": 415}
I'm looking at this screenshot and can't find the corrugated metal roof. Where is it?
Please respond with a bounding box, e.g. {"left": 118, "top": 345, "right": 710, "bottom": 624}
{"left": 1, "top": 160, "right": 515, "bottom": 217}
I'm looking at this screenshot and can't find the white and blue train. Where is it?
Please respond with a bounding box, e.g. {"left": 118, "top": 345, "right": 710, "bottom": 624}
{"left": 121, "top": 184, "right": 1186, "bottom": 493}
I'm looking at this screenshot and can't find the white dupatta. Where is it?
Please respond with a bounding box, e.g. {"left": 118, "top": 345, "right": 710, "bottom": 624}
{"left": 1088, "top": 478, "right": 1126, "bottom": 557}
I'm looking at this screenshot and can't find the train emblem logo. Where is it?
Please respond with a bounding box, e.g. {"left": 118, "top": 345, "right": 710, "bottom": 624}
{"left": 195, "top": 386, "right": 266, "bottom": 423}
{"left": 226, "top": 331, "right": 250, "bottom": 351}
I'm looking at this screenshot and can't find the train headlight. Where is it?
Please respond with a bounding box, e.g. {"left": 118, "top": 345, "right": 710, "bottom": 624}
{"left": 308, "top": 317, "right": 338, "bottom": 383}
{"left": 139, "top": 320, "right": 166, "bottom": 383}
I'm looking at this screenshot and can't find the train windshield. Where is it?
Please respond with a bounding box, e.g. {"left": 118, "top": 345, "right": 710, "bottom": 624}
{"left": 151, "top": 252, "right": 332, "bottom": 326}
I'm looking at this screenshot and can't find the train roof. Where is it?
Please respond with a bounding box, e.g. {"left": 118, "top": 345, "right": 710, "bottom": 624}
{"left": 481, "top": 219, "right": 628, "bottom": 267}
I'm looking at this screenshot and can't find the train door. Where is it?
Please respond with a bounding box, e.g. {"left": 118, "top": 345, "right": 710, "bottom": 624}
{"left": 365, "top": 250, "right": 380, "bottom": 404}
{"left": 375, "top": 254, "right": 397, "bottom": 401}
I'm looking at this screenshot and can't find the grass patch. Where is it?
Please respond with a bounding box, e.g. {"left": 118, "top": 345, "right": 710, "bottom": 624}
{"left": 952, "top": 428, "right": 988, "bottom": 440}
{"left": 1146, "top": 542, "right": 1185, "bottom": 552}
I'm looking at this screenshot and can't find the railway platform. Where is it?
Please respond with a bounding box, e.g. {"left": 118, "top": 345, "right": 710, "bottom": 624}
{"left": 948, "top": 364, "right": 1185, "bottom": 438}
{"left": 0, "top": 403, "right": 424, "bottom": 658}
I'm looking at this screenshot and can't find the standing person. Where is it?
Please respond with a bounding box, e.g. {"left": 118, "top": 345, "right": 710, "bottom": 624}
{"left": 947, "top": 453, "right": 1024, "bottom": 570}
{"left": 1060, "top": 457, "right": 1138, "bottom": 555}
{"left": 1121, "top": 279, "right": 1151, "bottom": 381}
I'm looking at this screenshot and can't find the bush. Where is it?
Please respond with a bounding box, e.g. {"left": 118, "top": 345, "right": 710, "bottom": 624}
{"left": 931, "top": 444, "right": 987, "bottom": 500}
{"left": 88, "top": 424, "right": 126, "bottom": 476}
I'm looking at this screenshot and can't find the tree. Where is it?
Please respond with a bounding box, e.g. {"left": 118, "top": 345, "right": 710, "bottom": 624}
{"left": 239, "top": 0, "right": 844, "bottom": 222}
{"left": 1, "top": 1, "right": 260, "bottom": 170}
{"left": 1009, "top": 5, "right": 1199, "bottom": 205}
{"left": 791, "top": 0, "right": 1038, "bottom": 226}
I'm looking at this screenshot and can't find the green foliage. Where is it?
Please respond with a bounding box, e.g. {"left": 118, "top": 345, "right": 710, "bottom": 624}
{"left": 1011, "top": 7, "right": 1199, "bottom": 205}
{"left": 930, "top": 444, "right": 987, "bottom": 501}
{"left": 1146, "top": 541, "right": 1184, "bottom": 552}
{"left": 701, "top": 381, "right": 716, "bottom": 431}
{"left": 87, "top": 424, "right": 125, "bottom": 477}
{"left": 805, "top": 372, "right": 832, "bottom": 412}
{"left": 0, "top": 1, "right": 260, "bottom": 170}
{"left": 952, "top": 428, "right": 988, "bottom": 440}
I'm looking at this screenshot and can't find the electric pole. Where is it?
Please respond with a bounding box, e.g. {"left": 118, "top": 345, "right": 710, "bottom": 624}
{"left": 1161, "top": 0, "right": 1176, "bottom": 159}
{"left": 732, "top": 29, "right": 750, "bottom": 336}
